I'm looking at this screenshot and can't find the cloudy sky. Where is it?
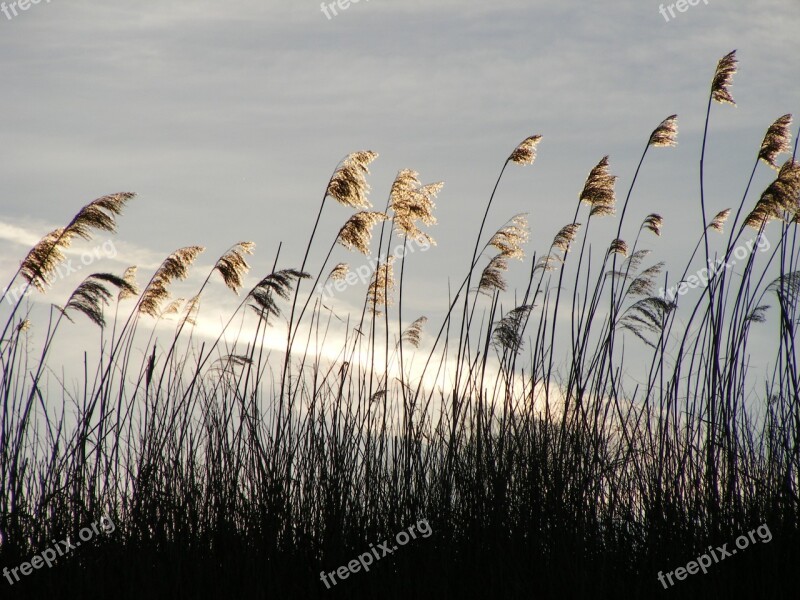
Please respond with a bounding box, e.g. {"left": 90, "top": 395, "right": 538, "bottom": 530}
{"left": 1, "top": 0, "right": 798, "bottom": 377}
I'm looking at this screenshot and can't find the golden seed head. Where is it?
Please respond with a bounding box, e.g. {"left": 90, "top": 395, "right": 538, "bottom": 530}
{"left": 649, "top": 115, "right": 678, "bottom": 148}
{"left": 489, "top": 214, "right": 529, "bottom": 260}
{"left": 609, "top": 238, "right": 629, "bottom": 257}
{"left": 552, "top": 222, "right": 581, "bottom": 253}
{"left": 390, "top": 169, "right": 442, "bottom": 245}
{"left": 367, "top": 258, "right": 395, "bottom": 314}
{"left": 711, "top": 50, "right": 737, "bottom": 106}
{"left": 328, "top": 263, "right": 349, "bottom": 281}
{"left": 215, "top": 241, "right": 255, "bottom": 295}
{"left": 745, "top": 159, "right": 800, "bottom": 228}
{"left": 119, "top": 266, "right": 139, "bottom": 300}
{"left": 337, "top": 211, "right": 388, "bottom": 255}
{"left": 534, "top": 254, "right": 562, "bottom": 273}
{"left": 759, "top": 114, "right": 793, "bottom": 169}
{"left": 326, "top": 151, "right": 378, "bottom": 209}
{"left": 508, "top": 135, "right": 542, "bottom": 166}
{"left": 580, "top": 156, "right": 617, "bottom": 215}
{"left": 709, "top": 209, "right": 731, "bottom": 233}
{"left": 138, "top": 246, "right": 205, "bottom": 318}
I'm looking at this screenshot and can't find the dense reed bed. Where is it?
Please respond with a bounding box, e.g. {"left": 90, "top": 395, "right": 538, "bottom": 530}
{"left": 1, "top": 51, "right": 798, "bottom": 598}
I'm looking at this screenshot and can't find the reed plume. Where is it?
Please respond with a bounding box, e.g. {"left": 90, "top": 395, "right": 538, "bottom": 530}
{"left": 337, "top": 211, "right": 388, "bottom": 255}
{"left": 552, "top": 222, "right": 581, "bottom": 253}
{"left": 160, "top": 298, "right": 185, "bottom": 318}
{"left": 648, "top": 115, "right": 679, "bottom": 147}
{"left": 642, "top": 214, "right": 663, "bottom": 236}
{"left": 493, "top": 305, "right": 533, "bottom": 353}
{"left": 709, "top": 208, "right": 731, "bottom": 233}
{"left": 479, "top": 254, "right": 509, "bottom": 294}
{"left": 390, "top": 169, "right": 443, "bottom": 245}
{"left": 580, "top": 156, "right": 617, "bottom": 217}
{"left": 64, "top": 273, "right": 137, "bottom": 327}
{"left": 618, "top": 296, "right": 676, "bottom": 347}
{"left": 759, "top": 114, "right": 793, "bottom": 169}
{"left": 745, "top": 160, "right": 800, "bottom": 228}
{"left": 214, "top": 241, "right": 255, "bottom": 294}
{"left": 534, "top": 254, "right": 561, "bottom": 273}
{"left": 401, "top": 316, "right": 427, "bottom": 348}
{"left": 489, "top": 214, "right": 529, "bottom": 259}
{"left": 367, "top": 258, "right": 394, "bottom": 314}
{"left": 138, "top": 246, "right": 205, "bottom": 318}
{"left": 182, "top": 295, "right": 201, "bottom": 327}
{"left": 508, "top": 135, "right": 542, "bottom": 165}
{"left": 19, "top": 192, "right": 134, "bottom": 292}
{"left": 609, "top": 239, "right": 629, "bottom": 257}
{"left": 326, "top": 151, "right": 379, "bottom": 209}
{"left": 628, "top": 262, "right": 664, "bottom": 297}
{"left": 328, "top": 263, "right": 349, "bottom": 281}
{"left": 249, "top": 269, "right": 309, "bottom": 323}
{"left": 711, "top": 50, "right": 737, "bottom": 106}
{"left": 119, "top": 266, "right": 139, "bottom": 300}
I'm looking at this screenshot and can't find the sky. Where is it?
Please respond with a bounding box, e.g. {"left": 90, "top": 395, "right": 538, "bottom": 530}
{"left": 1, "top": 0, "right": 798, "bottom": 388}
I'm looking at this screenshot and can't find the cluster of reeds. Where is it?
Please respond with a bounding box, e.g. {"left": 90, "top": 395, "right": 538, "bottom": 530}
{"left": 0, "top": 51, "right": 797, "bottom": 598}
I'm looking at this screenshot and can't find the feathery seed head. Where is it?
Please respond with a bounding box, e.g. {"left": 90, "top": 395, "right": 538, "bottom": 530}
{"left": 711, "top": 50, "right": 737, "bottom": 106}
{"left": 401, "top": 316, "right": 428, "bottom": 348}
{"left": 119, "top": 266, "right": 139, "bottom": 300}
{"left": 19, "top": 193, "right": 135, "bottom": 293}
{"left": 367, "top": 258, "right": 395, "bottom": 314}
{"left": 493, "top": 305, "right": 534, "bottom": 353}
{"left": 20, "top": 228, "right": 68, "bottom": 292}
{"left": 337, "top": 211, "right": 388, "bottom": 255}
{"left": 649, "top": 115, "right": 679, "bottom": 148}
{"left": 478, "top": 254, "right": 509, "bottom": 295}
{"left": 326, "top": 151, "right": 378, "bottom": 209}
{"left": 552, "top": 222, "right": 581, "bottom": 253}
{"left": 745, "top": 159, "right": 800, "bottom": 228}
{"left": 642, "top": 214, "right": 664, "bottom": 236}
{"left": 328, "top": 263, "right": 349, "bottom": 281}
{"left": 709, "top": 209, "right": 731, "bottom": 233}
{"left": 249, "top": 269, "right": 310, "bottom": 323}
{"left": 759, "top": 114, "right": 793, "bottom": 169}
{"left": 390, "top": 169, "right": 442, "bottom": 245}
{"left": 138, "top": 246, "right": 205, "bottom": 317}
{"left": 65, "top": 272, "right": 136, "bottom": 327}
{"left": 215, "top": 241, "right": 255, "bottom": 294}
{"left": 535, "top": 254, "right": 562, "bottom": 273}
{"left": 609, "top": 238, "right": 629, "bottom": 257}
{"left": 580, "top": 156, "right": 617, "bottom": 215}
{"left": 489, "top": 214, "right": 529, "bottom": 260}
{"left": 508, "top": 135, "right": 542, "bottom": 166}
